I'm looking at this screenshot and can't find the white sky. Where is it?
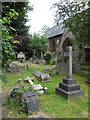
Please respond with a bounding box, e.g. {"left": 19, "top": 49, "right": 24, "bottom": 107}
{"left": 26, "top": 0, "right": 59, "bottom": 34}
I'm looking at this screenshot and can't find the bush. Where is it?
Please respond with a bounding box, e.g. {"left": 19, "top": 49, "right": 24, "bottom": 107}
{"left": 43, "top": 51, "right": 52, "bottom": 64}
{"left": 50, "top": 58, "right": 56, "bottom": 65}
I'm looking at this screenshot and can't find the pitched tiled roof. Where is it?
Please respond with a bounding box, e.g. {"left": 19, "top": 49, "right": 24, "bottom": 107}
{"left": 46, "top": 24, "right": 64, "bottom": 38}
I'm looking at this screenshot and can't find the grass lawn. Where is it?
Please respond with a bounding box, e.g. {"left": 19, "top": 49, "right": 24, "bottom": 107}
{"left": 2, "top": 61, "right": 89, "bottom": 118}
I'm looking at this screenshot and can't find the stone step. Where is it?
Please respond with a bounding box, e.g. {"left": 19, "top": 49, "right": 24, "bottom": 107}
{"left": 63, "top": 78, "right": 76, "bottom": 85}
{"left": 59, "top": 83, "right": 80, "bottom": 92}
{"left": 55, "top": 87, "right": 84, "bottom": 99}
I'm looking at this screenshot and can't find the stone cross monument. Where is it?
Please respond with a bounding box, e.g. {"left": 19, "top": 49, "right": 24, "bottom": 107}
{"left": 55, "top": 46, "right": 84, "bottom": 100}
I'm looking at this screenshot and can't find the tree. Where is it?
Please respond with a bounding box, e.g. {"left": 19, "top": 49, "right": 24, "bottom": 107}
{"left": 30, "top": 33, "right": 48, "bottom": 58}
{"left": 2, "top": 2, "right": 33, "bottom": 35}
{"left": 43, "top": 51, "right": 52, "bottom": 64}
{"left": 53, "top": 1, "right": 90, "bottom": 47}
{"left": 39, "top": 25, "right": 49, "bottom": 35}
{"left": 13, "top": 34, "right": 32, "bottom": 59}
{"left": 2, "top": 2, "right": 33, "bottom": 60}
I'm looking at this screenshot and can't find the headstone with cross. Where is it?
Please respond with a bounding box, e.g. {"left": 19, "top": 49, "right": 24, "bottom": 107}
{"left": 55, "top": 46, "right": 84, "bottom": 99}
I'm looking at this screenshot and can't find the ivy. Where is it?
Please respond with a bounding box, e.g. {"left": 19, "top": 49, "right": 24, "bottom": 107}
{"left": 2, "top": 9, "right": 18, "bottom": 69}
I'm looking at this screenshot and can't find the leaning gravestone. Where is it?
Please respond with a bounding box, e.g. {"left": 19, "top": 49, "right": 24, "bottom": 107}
{"left": 55, "top": 46, "right": 84, "bottom": 99}
{"left": 33, "top": 71, "right": 51, "bottom": 82}
{"left": 21, "top": 92, "right": 40, "bottom": 114}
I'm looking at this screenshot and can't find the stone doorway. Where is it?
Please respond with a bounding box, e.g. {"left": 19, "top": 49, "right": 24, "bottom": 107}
{"left": 63, "top": 37, "right": 72, "bottom": 52}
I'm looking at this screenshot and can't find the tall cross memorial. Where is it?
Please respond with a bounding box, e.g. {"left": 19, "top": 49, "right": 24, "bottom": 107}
{"left": 55, "top": 46, "right": 84, "bottom": 99}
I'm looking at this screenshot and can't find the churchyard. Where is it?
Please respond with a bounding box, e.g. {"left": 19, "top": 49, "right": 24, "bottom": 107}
{"left": 1, "top": 1, "right": 90, "bottom": 119}
{"left": 2, "top": 59, "right": 89, "bottom": 118}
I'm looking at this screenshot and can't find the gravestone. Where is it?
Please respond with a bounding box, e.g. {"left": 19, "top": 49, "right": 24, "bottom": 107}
{"left": 17, "top": 52, "right": 25, "bottom": 62}
{"left": 9, "top": 62, "right": 20, "bottom": 72}
{"left": 24, "top": 76, "right": 48, "bottom": 94}
{"left": 55, "top": 46, "right": 84, "bottom": 99}
{"left": 33, "top": 71, "right": 51, "bottom": 82}
{"left": 21, "top": 92, "right": 40, "bottom": 114}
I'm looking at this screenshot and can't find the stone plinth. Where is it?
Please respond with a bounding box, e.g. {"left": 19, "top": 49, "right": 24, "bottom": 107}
{"left": 55, "top": 46, "right": 84, "bottom": 99}
{"left": 55, "top": 78, "right": 84, "bottom": 99}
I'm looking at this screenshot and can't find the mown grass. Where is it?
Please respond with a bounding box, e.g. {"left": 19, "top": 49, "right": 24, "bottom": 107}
{"left": 2, "top": 61, "right": 89, "bottom": 118}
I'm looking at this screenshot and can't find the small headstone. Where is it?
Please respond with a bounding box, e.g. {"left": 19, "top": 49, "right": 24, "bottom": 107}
{"left": 17, "top": 52, "right": 25, "bottom": 62}
{"left": 21, "top": 92, "right": 40, "bottom": 114}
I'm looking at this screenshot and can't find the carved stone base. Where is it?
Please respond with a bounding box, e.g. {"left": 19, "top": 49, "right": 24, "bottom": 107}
{"left": 55, "top": 78, "right": 84, "bottom": 100}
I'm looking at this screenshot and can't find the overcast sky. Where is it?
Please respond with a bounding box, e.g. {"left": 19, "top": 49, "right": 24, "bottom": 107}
{"left": 26, "top": 0, "right": 59, "bottom": 34}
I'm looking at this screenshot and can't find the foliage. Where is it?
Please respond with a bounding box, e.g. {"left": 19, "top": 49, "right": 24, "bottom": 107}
{"left": 53, "top": 1, "right": 90, "bottom": 47}
{"left": 2, "top": 9, "right": 18, "bottom": 69}
{"left": 30, "top": 33, "right": 48, "bottom": 58}
{"left": 43, "top": 51, "right": 52, "bottom": 64}
{"left": 50, "top": 58, "right": 56, "bottom": 65}
{"left": 13, "top": 34, "right": 32, "bottom": 59}
{"left": 2, "top": 2, "right": 33, "bottom": 35}
{"left": 39, "top": 25, "right": 49, "bottom": 35}
{"left": 0, "top": 69, "right": 7, "bottom": 82}
{"left": 2, "top": 2, "right": 33, "bottom": 60}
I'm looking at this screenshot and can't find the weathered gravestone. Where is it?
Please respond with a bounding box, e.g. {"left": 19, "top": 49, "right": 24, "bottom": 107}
{"left": 33, "top": 71, "right": 51, "bottom": 82}
{"left": 55, "top": 46, "right": 84, "bottom": 99}
{"left": 9, "top": 62, "right": 20, "bottom": 73}
{"left": 17, "top": 52, "right": 25, "bottom": 62}
{"left": 21, "top": 92, "right": 40, "bottom": 114}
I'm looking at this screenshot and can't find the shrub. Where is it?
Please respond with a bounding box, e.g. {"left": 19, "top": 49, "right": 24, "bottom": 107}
{"left": 43, "top": 51, "right": 52, "bottom": 64}
{"left": 50, "top": 58, "right": 56, "bottom": 65}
